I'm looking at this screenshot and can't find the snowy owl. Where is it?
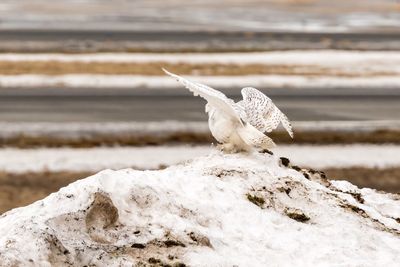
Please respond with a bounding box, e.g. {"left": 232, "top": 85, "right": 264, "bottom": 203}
{"left": 163, "top": 69, "right": 293, "bottom": 152}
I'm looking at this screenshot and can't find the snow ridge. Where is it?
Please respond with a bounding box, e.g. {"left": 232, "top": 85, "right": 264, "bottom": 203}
{"left": 0, "top": 152, "right": 399, "bottom": 266}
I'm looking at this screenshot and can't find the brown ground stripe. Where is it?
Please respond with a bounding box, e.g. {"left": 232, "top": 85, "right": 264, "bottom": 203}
{"left": 0, "top": 61, "right": 395, "bottom": 76}
{"left": 324, "top": 167, "right": 400, "bottom": 194}
{"left": 1, "top": 130, "right": 400, "bottom": 148}
{"left": 269, "top": 130, "right": 400, "bottom": 145}
{"left": 0, "top": 171, "right": 92, "bottom": 214}
{"left": 0, "top": 167, "right": 399, "bottom": 214}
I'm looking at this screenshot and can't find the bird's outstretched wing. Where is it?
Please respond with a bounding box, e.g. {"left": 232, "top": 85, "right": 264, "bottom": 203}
{"left": 163, "top": 69, "right": 243, "bottom": 126}
{"left": 237, "top": 123, "right": 276, "bottom": 149}
{"left": 240, "top": 87, "right": 293, "bottom": 138}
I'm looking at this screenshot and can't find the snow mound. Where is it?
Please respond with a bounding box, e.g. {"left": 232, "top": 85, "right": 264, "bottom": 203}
{"left": 0, "top": 152, "right": 399, "bottom": 266}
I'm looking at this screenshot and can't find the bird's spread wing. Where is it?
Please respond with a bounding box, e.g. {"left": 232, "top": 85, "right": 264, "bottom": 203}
{"left": 237, "top": 123, "right": 276, "bottom": 149}
{"left": 240, "top": 87, "right": 293, "bottom": 138}
{"left": 163, "top": 69, "right": 243, "bottom": 126}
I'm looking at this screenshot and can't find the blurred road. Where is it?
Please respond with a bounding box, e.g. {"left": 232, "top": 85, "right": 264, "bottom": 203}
{"left": 0, "top": 30, "right": 399, "bottom": 52}
{"left": 0, "top": 87, "right": 399, "bottom": 122}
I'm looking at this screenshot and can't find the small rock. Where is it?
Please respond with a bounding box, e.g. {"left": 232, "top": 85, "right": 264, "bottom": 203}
{"left": 131, "top": 243, "right": 146, "bottom": 249}
{"left": 262, "top": 149, "right": 274, "bottom": 155}
{"left": 164, "top": 240, "right": 186, "bottom": 248}
{"left": 280, "top": 157, "right": 290, "bottom": 167}
{"left": 292, "top": 165, "right": 301, "bottom": 171}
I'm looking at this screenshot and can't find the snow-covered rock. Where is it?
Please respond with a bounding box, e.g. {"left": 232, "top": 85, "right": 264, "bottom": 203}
{"left": 0, "top": 152, "right": 399, "bottom": 266}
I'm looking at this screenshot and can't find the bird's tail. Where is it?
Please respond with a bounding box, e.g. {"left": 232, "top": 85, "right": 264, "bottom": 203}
{"left": 237, "top": 123, "right": 276, "bottom": 150}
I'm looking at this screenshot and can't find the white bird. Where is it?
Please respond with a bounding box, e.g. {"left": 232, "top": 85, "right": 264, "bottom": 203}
{"left": 163, "top": 69, "right": 293, "bottom": 152}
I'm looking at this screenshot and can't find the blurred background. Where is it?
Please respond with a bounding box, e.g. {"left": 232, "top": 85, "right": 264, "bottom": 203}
{"left": 0, "top": 0, "right": 400, "bottom": 213}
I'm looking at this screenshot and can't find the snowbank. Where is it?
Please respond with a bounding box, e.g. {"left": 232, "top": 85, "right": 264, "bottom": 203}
{"left": 0, "top": 121, "right": 209, "bottom": 139}
{"left": 1, "top": 51, "right": 400, "bottom": 66}
{"left": 0, "top": 146, "right": 212, "bottom": 173}
{"left": 1, "top": 144, "right": 400, "bottom": 173}
{"left": 274, "top": 144, "right": 400, "bottom": 169}
{"left": 1, "top": 120, "right": 399, "bottom": 139}
{"left": 1, "top": 74, "right": 400, "bottom": 89}
{"left": 0, "top": 152, "right": 399, "bottom": 266}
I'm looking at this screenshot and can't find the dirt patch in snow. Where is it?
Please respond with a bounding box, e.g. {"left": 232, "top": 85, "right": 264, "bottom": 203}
{"left": 246, "top": 193, "right": 266, "bottom": 208}
{"left": 86, "top": 192, "right": 120, "bottom": 243}
{"left": 284, "top": 208, "right": 311, "bottom": 222}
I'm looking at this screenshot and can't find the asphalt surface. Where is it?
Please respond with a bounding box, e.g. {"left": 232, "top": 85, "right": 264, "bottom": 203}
{"left": 0, "top": 30, "right": 399, "bottom": 52}
{"left": 1, "top": 90, "right": 399, "bottom": 122}
{"left": 2, "top": 30, "right": 399, "bottom": 43}
{"left": 0, "top": 28, "right": 399, "bottom": 122}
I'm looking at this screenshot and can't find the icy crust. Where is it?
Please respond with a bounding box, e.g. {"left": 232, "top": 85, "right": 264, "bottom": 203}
{"left": 0, "top": 152, "right": 399, "bottom": 266}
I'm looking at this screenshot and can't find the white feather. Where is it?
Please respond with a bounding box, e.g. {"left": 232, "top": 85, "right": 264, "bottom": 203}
{"left": 163, "top": 69, "right": 243, "bottom": 126}
{"left": 163, "top": 69, "right": 293, "bottom": 152}
{"left": 241, "top": 87, "right": 293, "bottom": 138}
